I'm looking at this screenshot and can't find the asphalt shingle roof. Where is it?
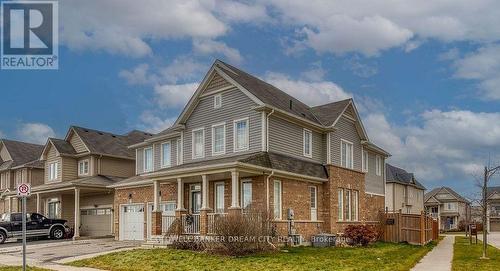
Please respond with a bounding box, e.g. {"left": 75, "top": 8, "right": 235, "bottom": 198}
{"left": 424, "top": 187, "right": 470, "bottom": 204}
{"left": 0, "top": 139, "right": 44, "bottom": 169}
{"left": 385, "top": 164, "right": 426, "bottom": 190}
{"left": 49, "top": 138, "right": 77, "bottom": 155}
{"left": 310, "top": 99, "right": 352, "bottom": 126}
{"left": 487, "top": 186, "right": 500, "bottom": 198}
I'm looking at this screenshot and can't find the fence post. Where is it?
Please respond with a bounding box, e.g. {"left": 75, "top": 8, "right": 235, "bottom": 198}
{"left": 398, "top": 209, "right": 402, "bottom": 243}
{"left": 420, "top": 211, "right": 425, "bottom": 245}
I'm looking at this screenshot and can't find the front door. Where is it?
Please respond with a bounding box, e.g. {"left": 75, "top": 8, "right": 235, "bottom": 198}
{"left": 190, "top": 184, "right": 201, "bottom": 214}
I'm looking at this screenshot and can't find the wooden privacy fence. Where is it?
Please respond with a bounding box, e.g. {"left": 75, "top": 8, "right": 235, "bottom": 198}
{"left": 380, "top": 210, "right": 438, "bottom": 245}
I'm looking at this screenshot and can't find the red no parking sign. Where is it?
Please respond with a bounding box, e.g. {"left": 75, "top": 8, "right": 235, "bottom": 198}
{"left": 17, "top": 183, "right": 31, "bottom": 197}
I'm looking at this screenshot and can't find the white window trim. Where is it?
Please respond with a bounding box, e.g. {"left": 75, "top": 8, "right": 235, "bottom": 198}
{"left": 338, "top": 189, "right": 344, "bottom": 221}
{"left": 375, "top": 155, "right": 382, "bottom": 176}
{"left": 273, "top": 180, "right": 282, "bottom": 220}
{"left": 192, "top": 127, "right": 205, "bottom": 159}
{"left": 78, "top": 159, "right": 90, "bottom": 176}
{"left": 176, "top": 139, "right": 181, "bottom": 165}
{"left": 233, "top": 117, "right": 250, "bottom": 152}
{"left": 346, "top": 189, "right": 352, "bottom": 221}
{"left": 340, "top": 139, "right": 354, "bottom": 169}
{"left": 211, "top": 122, "right": 226, "bottom": 156}
{"left": 143, "top": 147, "right": 153, "bottom": 173}
{"left": 214, "top": 181, "right": 225, "bottom": 213}
{"left": 353, "top": 190, "right": 359, "bottom": 221}
{"left": 309, "top": 186, "right": 317, "bottom": 221}
{"left": 303, "top": 128, "right": 312, "bottom": 158}
{"left": 362, "top": 149, "right": 369, "bottom": 173}
{"left": 160, "top": 141, "right": 172, "bottom": 168}
{"left": 214, "top": 94, "right": 222, "bottom": 109}
{"left": 241, "top": 179, "right": 252, "bottom": 209}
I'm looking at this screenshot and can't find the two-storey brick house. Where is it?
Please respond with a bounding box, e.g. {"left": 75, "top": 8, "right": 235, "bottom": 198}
{"left": 0, "top": 139, "right": 44, "bottom": 214}
{"left": 424, "top": 187, "right": 471, "bottom": 231}
{"left": 112, "top": 60, "right": 389, "bottom": 242}
{"left": 19, "top": 126, "right": 151, "bottom": 239}
{"left": 385, "top": 164, "right": 426, "bottom": 214}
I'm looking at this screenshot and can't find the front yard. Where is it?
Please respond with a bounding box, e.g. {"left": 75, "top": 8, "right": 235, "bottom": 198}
{"left": 453, "top": 236, "right": 500, "bottom": 271}
{"left": 69, "top": 241, "right": 437, "bottom": 271}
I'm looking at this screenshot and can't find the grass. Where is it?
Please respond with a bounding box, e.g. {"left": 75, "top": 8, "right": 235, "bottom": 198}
{"left": 0, "top": 267, "right": 50, "bottom": 271}
{"left": 453, "top": 236, "right": 500, "bottom": 271}
{"left": 69, "top": 241, "right": 437, "bottom": 271}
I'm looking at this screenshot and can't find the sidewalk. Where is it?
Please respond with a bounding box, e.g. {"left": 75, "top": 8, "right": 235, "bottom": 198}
{"left": 411, "top": 235, "right": 455, "bottom": 271}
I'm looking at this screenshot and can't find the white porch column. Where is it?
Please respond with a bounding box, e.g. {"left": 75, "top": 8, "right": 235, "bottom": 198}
{"left": 153, "top": 180, "right": 160, "bottom": 212}
{"left": 176, "top": 178, "right": 185, "bottom": 210}
{"left": 36, "top": 193, "right": 41, "bottom": 213}
{"left": 230, "top": 170, "right": 240, "bottom": 208}
{"left": 7, "top": 197, "right": 12, "bottom": 213}
{"left": 201, "top": 175, "right": 208, "bottom": 210}
{"left": 73, "top": 188, "right": 80, "bottom": 240}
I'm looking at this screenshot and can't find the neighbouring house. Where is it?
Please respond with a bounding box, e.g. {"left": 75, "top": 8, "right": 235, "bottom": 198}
{"left": 112, "top": 60, "right": 390, "bottom": 242}
{"left": 1, "top": 126, "right": 152, "bottom": 239}
{"left": 385, "top": 164, "right": 426, "bottom": 214}
{"left": 0, "top": 139, "right": 44, "bottom": 214}
{"left": 424, "top": 187, "right": 471, "bottom": 231}
{"left": 487, "top": 186, "right": 500, "bottom": 232}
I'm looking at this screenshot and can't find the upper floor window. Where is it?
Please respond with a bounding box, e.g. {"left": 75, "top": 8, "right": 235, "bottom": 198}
{"left": 445, "top": 202, "right": 457, "bottom": 211}
{"left": 49, "top": 162, "right": 58, "bottom": 181}
{"left": 192, "top": 128, "right": 205, "bottom": 159}
{"left": 341, "top": 139, "right": 353, "bottom": 169}
{"left": 78, "top": 160, "right": 89, "bottom": 175}
{"left": 212, "top": 123, "right": 226, "bottom": 155}
{"left": 362, "top": 150, "right": 368, "bottom": 172}
{"left": 161, "top": 142, "right": 171, "bottom": 168}
{"left": 214, "top": 94, "right": 222, "bottom": 109}
{"left": 234, "top": 118, "right": 249, "bottom": 152}
{"left": 375, "top": 155, "right": 382, "bottom": 176}
{"left": 143, "top": 147, "right": 153, "bottom": 172}
{"left": 303, "top": 129, "right": 312, "bottom": 158}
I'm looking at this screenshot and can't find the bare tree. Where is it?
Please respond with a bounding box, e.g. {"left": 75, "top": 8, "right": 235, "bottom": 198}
{"left": 477, "top": 164, "right": 500, "bottom": 259}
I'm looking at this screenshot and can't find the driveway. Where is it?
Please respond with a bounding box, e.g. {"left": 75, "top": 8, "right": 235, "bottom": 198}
{"left": 479, "top": 232, "right": 500, "bottom": 249}
{"left": 0, "top": 238, "right": 141, "bottom": 266}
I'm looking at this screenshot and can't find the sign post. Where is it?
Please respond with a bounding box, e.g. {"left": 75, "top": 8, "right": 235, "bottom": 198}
{"left": 17, "top": 183, "right": 31, "bottom": 271}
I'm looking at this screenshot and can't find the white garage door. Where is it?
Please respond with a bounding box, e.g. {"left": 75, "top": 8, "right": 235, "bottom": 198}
{"left": 147, "top": 202, "right": 176, "bottom": 238}
{"left": 120, "top": 204, "right": 144, "bottom": 241}
{"left": 80, "top": 208, "right": 112, "bottom": 237}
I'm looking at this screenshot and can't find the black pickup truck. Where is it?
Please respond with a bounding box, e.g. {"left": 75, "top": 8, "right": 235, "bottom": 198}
{"left": 0, "top": 212, "right": 70, "bottom": 244}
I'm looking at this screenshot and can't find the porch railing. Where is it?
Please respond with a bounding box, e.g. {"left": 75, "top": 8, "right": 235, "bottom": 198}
{"left": 181, "top": 214, "right": 200, "bottom": 234}
{"left": 207, "top": 213, "right": 227, "bottom": 234}
{"left": 162, "top": 215, "right": 176, "bottom": 234}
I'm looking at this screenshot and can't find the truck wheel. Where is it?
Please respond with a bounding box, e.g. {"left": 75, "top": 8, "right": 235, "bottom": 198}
{"left": 0, "top": 231, "right": 6, "bottom": 244}
{"left": 50, "top": 227, "right": 64, "bottom": 240}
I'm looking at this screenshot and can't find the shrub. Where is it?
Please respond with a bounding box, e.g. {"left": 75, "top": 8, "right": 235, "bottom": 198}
{"left": 343, "top": 225, "right": 378, "bottom": 246}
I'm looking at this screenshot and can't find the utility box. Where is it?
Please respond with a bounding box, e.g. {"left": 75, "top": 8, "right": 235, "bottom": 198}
{"left": 287, "top": 208, "right": 294, "bottom": 220}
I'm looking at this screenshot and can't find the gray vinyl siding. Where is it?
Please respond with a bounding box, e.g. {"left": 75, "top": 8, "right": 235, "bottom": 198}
{"left": 183, "top": 88, "right": 261, "bottom": 163}
{"left": 330, "top": 116, "right": 362, "bottom": 171}
{"left": 136, "top": 147, "right": 144, "bottom": 174}
{"left": 268, "top": 116, "right": 324, "bottom": 163}
{"left": 365, "top": 150, "right": 384, "bottom": 195}
{"left": 153, "top": 138, "right": 180, "bottom": 171}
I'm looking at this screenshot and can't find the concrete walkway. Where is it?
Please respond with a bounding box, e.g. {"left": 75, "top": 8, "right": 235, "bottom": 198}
{"left": 411, "top": 235, "right": 455, "bottom": 271}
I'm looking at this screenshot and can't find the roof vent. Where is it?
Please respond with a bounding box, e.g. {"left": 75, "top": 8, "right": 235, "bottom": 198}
{"left": 289, "top": 100, "right": 293, "bottom": 109}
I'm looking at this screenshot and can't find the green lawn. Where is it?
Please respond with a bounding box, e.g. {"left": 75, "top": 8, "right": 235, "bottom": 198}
{"left": 453, "top": 236, "right": 500, "bottom": 271}
{"left": 69, "top": 241, "right": 437, "bottom": 271}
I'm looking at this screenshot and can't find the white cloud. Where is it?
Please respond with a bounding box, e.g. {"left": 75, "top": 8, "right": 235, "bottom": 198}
{"left": 137, "top": 111, "right": 178, "bottom": 134}
{"left": 193, "top": 39, "right": 243, "bottom": 64}
{"left": 364, "top": 110, "right": 500, "bottom": 182}
{"left": 160, "top": 57, "right": 206, "bottom": 84}
{"left": 0, "top": 130, "right": 5, "bottom": 139}
{"left": 264, "top": 72, "right": 352, "bottom": 106}
{"left": 119, "top": 64, "right": 159, "bottom": 85}
{"left": 343, "top": 57, "right": 378, "bottom": 78}
{"left": 452, "top": 45, "right": 500, "bottom": 100}
{"left": 17, "top": 123, "right": 56, "bottom": 144}
{"left": 154, "top": 83, "right": 199, "bottom": 109}
{"left": 214, "top": 0, "right": 269, "bottom": 23}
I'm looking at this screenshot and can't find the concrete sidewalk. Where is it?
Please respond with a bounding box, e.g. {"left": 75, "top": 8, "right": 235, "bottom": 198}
{"left": 411, "top": 235, "right": 454, "bottom": 271}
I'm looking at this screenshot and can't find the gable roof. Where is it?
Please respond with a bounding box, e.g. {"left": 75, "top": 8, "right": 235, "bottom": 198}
{"left": 50, "top": 138, "right": 77, "bottom": 155}
{"left": 386, "top": 164, "right": 426, "bottom": 190}
{"left": 487, "top": 186, "right": 500, "bottom": 198}
{"left": 424, "top": 187, "right": 470, "bottom": 204}
{"left": 0, "top": 139, "right": 44, "bottom": 169}
{"left": 310, "top": 99, "right": 352, "bottom": 126}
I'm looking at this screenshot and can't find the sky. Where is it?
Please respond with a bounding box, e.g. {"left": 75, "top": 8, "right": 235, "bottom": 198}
{"left": 1, "top": 0, "right": 500, "bottom": 198}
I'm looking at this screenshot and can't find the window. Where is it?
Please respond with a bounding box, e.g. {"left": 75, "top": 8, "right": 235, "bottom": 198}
{"left": 190, "top": 184, "right": 201, "bottom": 214}
{"left": 214, "top": 182, "right": 225, "bottom": 213}
{"left": 234, "top": 118, "right": 249, "bottom": 152}
{"left": 241, "top": 180, "right": 252, "bottom": 210}
{"left": 273, "top": 180, "right": 282, "bottom": 219}
{"left": 362, "top": 150, "right": 368, "bottom": 172}
{"left": 212, "top": 123, "right": 226, "bottom": 155}
{"left": 341, "top": 140, "right": 353, "bottom": 169}
{"left": 214, "top": 94, "right": 222, "bottom": 109}
{"left": 310, "top": 186, "right": 317, "bottom": 221}
{"left": 352, "top": 190, "right": 359, "bottom": 221}
{"left": 176, "top": 139, "right": 181, "bottom": 165}
{"left": 303, "top": 129, "right": 312, "bottom": 158}
{"left": 192, "top": 128, "right": 205, "bottom": 159}
{"left": 345, "top": 190, "right": 351, "bottom": 221}
{"left": 78, "top": 160, "right": 89, "bottom": 175}
{"left": 375, "top": 155, "right": 382, "bottom": 176}
{"left": 338, "top": 189, "right": 344, "bottom": 221}
{"left": 49, "top": 162, "right": 58, "bottom": 180}
{"left": 445, "top": 202, "right": 457, "bottom": 211}
{"left": 143, "top": 147, "right": 153, "bottom": 172}
{"left": 47, "top": 199, "right": 60, "bottom": 218}
{"left": 161, "top": 142, "right": 171, "bottom": 168}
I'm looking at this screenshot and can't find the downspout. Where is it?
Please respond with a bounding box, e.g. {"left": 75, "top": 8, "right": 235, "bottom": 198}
{"left": 266, "top": 109, "right": 275, "bottom": 152}
{"left": 266, "top": 170, "right": 275, "bottom": 214}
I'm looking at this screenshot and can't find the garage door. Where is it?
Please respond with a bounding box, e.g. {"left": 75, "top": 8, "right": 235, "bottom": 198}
{"left": 147, "top": 202, "right": 176, "bottom": 238}
{"left": 80, "top": 208, "right": 112, "bottom": 237}
{"left": 491, "top": 219, "right": 500, "bottom": 232}
{"left": 120, "top": 204, "right": 145, "bottom": 241}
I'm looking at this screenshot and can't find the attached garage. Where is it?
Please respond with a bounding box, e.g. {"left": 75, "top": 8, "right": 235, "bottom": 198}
{"left": 120, "top": 204, "right": 145, "bottom": 241}
{"left": 80, "top": 208, "right": 113, "bottom": 236}
{"left": 490, "top": 218, "right": 500, "bottom": 232}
